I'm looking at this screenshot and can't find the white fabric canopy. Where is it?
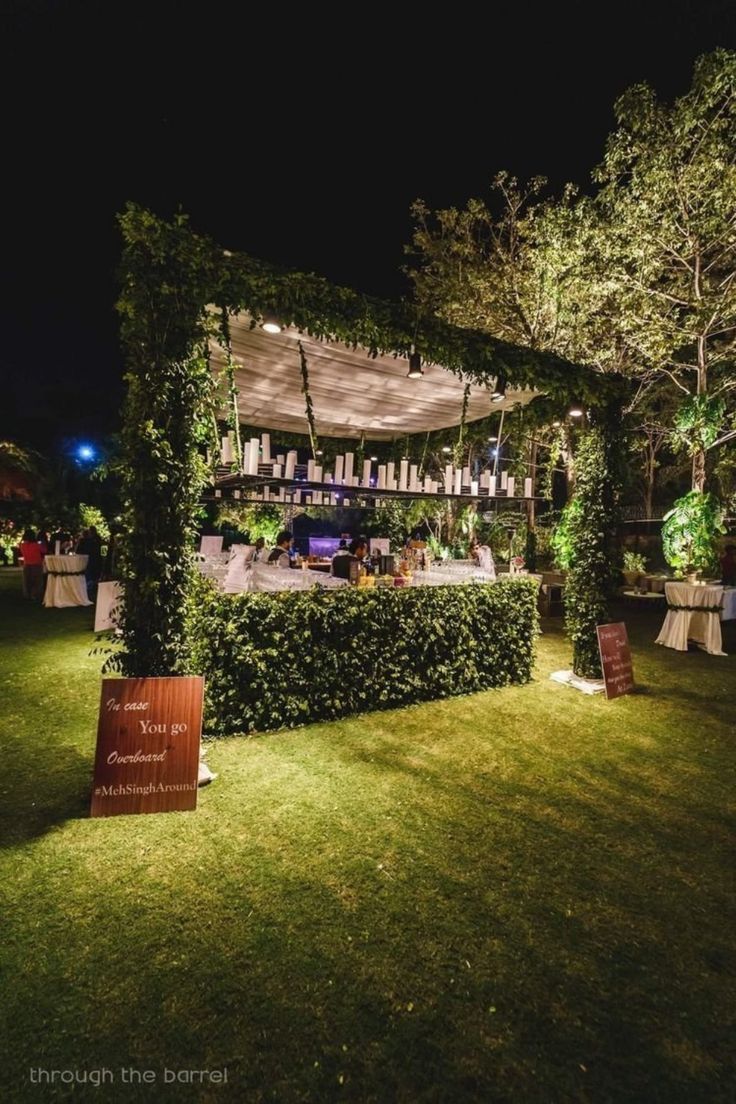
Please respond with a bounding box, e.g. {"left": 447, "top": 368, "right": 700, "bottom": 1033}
{"left": 210, "top": 313, "right": 536, "bottom": 440}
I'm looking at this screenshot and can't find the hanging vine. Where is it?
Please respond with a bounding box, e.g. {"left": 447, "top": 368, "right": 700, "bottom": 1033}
{"left": 453, "top": 382, "right": 472, "bottom": 466}
{"left": 298, "top": 339, "right": 319, "bottom": 459}
{"left": 219, "top": 307, "right": 242, "bottom": 470}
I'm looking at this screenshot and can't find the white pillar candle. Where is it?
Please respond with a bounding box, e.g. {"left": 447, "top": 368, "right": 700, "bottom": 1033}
{"left": 273, "top": 463, "right": 282, "bottom": 479}
{"left": 343, "top": 497, "right": 350, "bottom": 506}
{"left": 444, "top": 464, "right": 454, "bottom": 490}
{"left": 313, "top": 490, "right": 323, "bottom": 505}
{"left": 462, "top": 466, "right": 470, "bottom": 487}
{"left": 399, "top": 459, "right": 409, "bottom": 491}
{"left": 507, "top": 476, "right": 515, "bottom": 497}
{"left": 386, "top": 461, "right": 395, "bottom": 486}
{"left": 305, "top": 494, "right": 312, "bottom": 505}
{"left": 409, "top": 464, "right": 419, "bottom": 491}
{"left": 325, "top": 471, "right": 333, "bottom": 484}
{"left": 278, "top": 487, "right": 285, "bottom": 501}
{"left": 471, "top": 480, "right": 479, "bottom": 497}
{"left": 500, "top": 470, "right": 508, "bottom": 491}
{"left": 262, "top": 488, "right": 269, "bottom": 502}
{"left": 285, "top": 450, "right": 297, "bottom": 479}
{"left": 377, "top": 464, "right": 386, "bottom": 489}
{"left": 454, "top": 470, "right": 462, "bottom": 496}
{"left": 524, "top": 477, "right": 533, "bottom": 498}
{"left": 330, "top": 493, "right": 338, "bottom": 505}
{"left": 220, "top": 435, "right": 233, "bottom": 464}
{"left": 389, "top": 480, "right": 397, "bottom": 491}
{"left": 261, "top": 433, "right": 271, "bottom": 463}
{"left": 248, "top": 437, "right": 259, "bottom": 475}
{"left": 480, "top": 471, "right": 490, "bottom": 490}
{"left": 423, "top": 475, "right": 432, "bottom": 493}
{"left": 489, "top": 475, "right": 497, "bottom": 496}
{"left": 344, "top": 452, "right": 354, "bottom": 483}
{"left": 307, "top": 459, "right": 315, "bottom": 481}
{"left": 335, "top": 455, "right": 344, "bottom": 483}
{"left": 432, "top": 480, "right": 439, "bottom": 494}
{"left": 234, "top": 489, "right": 241, "bottom": 500}
{"left": 362, "top": 459, "right": 372, "bottom": 486}
{"left": 214, "top": 489, "right": 222, "bottom": 498}
{"left": 313, "top": 464, "right": 323, "bottom": 483}
{"left": 277, "top": 453, "right": 285, "bottom": 466}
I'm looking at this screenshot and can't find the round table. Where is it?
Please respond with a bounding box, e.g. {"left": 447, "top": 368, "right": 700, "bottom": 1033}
{"left": 655, "top": 581, "right": 725, "bottom": 656}
{"left": 43, "top": 554, "right": 92, "bottom": 608}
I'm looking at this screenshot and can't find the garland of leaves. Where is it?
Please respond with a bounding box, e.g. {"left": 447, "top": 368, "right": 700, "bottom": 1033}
{"left": 666, "top": 603, "right": 723, "bottom": 613}
{"left": 563, "top": 411, "right": 623, "bottom": 678}
{"left": 219, "top": 308, "right": 242, "bottom": 470}
{"left": 297, "top": 340, "right": 319, "bottom": 459}
{"left": 453, "top": 382, "right": 472, "bottom": 467}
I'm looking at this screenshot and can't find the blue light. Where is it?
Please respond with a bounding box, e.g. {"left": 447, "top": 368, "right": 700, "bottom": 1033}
{"left": 76, "top": 444, "right": 95, "bottom": 462}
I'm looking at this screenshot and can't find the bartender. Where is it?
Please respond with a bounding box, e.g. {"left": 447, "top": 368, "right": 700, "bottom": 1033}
{"left": 267, "top": 531, "right": 295, "bottom": 569}
{"left": 471, "top": 537, "right": 496, "bottom": 578}
{"left": 331, "top": 537, "right": 368, "bottom": 580}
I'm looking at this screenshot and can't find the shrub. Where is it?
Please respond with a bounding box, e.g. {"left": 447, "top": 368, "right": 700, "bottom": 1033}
{"left": 190, "top": 576, "right": 540, "bottom": 735}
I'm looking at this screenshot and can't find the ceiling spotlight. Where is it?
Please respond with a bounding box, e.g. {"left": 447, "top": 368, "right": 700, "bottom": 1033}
{"left": 552, "top": 420, "right": 562, "bottom": 429}
{"left": 315, "top": 449, "right": 323, "bottom": 456}
{"left": 491, "top": 373, "right": 507, "bottom": 402}
{"left": 370, "top": 455, "right": 378, "bottom": 462}
{"left": 261, "top": 310, "right": 282, "bottom": 334}
{"left": 407, "top": 346, "right": 423, "bottom": 379}
{"left": 569, "top": 405, "right": 584, "bottom": 419}
{"left": 442, "top": 445, "right": 452, "bottom": 454}
{"left": 487, "top": 435, "right": 498, "bottom": 443}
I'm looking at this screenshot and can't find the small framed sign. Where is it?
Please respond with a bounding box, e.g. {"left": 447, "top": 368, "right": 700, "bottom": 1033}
{"left": 90, "top": 677, "right": 203, "bottom": 817}
{"left": 596, "top": 623, "right": 634, "bottom": 699}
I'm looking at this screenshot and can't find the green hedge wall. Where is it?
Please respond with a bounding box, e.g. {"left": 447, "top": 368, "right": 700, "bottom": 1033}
{"left": 190, "top": 577, "right": 540, "bottom": 735}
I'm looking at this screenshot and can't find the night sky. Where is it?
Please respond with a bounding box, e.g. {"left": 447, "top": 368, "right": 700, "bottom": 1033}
{"left": 1, "top": 0, "right": 734, "bottom": 451}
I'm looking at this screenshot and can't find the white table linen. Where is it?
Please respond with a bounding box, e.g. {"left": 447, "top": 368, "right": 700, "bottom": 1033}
{"left": 721, "top": 587, "right": 736, "bottom": 621}
{"left": 655, "top": 581, "right": 726, "bottom": 656}
{"left": 43, "top": 554, "right": 91, "bottom": 608}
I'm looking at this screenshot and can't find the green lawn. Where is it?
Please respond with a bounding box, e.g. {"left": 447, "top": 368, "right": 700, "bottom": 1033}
{"left": 1, "top": 569, "right": 734, "bottom": 1103}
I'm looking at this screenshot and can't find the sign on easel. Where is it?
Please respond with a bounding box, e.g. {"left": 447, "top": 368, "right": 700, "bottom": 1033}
{"left": 596, "top": 623, "right": 634, "bottom": 699}
{"left": 199, "top": 535, "right": 224, "bottom": 557}
{"left": 90, "top": 677, "right": 203, "bottom": 817}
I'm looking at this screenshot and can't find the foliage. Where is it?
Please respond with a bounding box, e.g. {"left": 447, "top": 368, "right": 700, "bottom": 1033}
{"left": 116, "top": 207, "right": 218, "bottom": 676}
{"left": 298, "top": 340, "right": 319, "bottom": 459}
{"left": 190, "top": 577, "right": 539, "bottom": 735}
{"left": 550, "top": 500, "right": 582, "bottom": 571}
{"left": 672, "top": 395, "right": 727, "bottom": 456}
{"left": 563, "top": 422, "right": 622, "bottom": 678}
{"left": 79, "top": 503, "right": 110, "bottom": 542}
{"left": 622, "top": 550, "right": 647, "bottom": 574}
{"left": 215, "top": 501, "right": 283, "bottom": 545}
{"left": 593, "top": 49, "right": 736, "bottom": 490}
{"left": 661, "top": 491, "right": 726, "bottom": 575}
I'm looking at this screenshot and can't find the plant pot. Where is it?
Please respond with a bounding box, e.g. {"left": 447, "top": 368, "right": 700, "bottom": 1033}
{"left": 622, "top": 570, "right": 640, "bottom": 588}
{"left": 685, "top": 571, "right": 699, "bottom": 584}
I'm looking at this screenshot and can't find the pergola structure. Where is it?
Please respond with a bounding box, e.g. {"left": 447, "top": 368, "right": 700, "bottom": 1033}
{"left": 116, "top": 205, "right": 625, "bottom": 682}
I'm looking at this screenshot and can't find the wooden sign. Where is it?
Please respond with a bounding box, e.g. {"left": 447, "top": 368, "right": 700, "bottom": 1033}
{"left": 596, "top": 623, "right": 634, "bottom": 699}
{"left": 90, "top": 677, "right": 203, "bottom": 817}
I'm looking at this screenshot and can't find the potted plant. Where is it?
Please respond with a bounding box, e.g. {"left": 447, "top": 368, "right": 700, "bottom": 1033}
{"left": 662, "top": 491, "right": 726, "bottom": 581}
{"left": 622, "top": 550, "right": 647, "bottom": 588}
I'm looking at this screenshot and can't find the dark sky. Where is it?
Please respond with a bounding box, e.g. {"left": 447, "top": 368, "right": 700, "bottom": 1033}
{"left": 1, "top": 0, "right": 734, "bottom": 451}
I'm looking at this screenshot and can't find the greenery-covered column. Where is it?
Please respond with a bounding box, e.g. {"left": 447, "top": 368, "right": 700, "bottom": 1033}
{"left": 564, "top": 409, "right": 622, "bottom": 679}
{"left": 116, "top": 205, "right": 215, "bottom": 676}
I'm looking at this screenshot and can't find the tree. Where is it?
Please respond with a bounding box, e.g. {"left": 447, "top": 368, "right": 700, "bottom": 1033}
{"left": 594, "top": 49, "right": 736, "bottom": 492}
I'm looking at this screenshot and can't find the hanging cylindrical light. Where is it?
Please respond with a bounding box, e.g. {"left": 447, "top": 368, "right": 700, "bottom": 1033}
{"left": 407, "top": 345, "right": 423, "bottom": 379}
{"left": 261, "top": 310, "right": 282, "bottom": 334}
{"left": 491, "top": 372, "right": 507, "bottom": 402}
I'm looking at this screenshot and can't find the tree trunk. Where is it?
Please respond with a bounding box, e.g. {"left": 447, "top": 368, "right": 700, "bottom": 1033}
{"left": 692, "top": 449, "right": 706, "bottom": 493}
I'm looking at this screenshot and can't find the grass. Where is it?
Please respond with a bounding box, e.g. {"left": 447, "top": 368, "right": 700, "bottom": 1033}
{"left": 1, "top": 568, "right": 735, "bottom": 1103}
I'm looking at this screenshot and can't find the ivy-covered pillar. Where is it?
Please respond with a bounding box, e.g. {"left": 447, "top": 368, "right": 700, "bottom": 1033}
{"left": 563, "top": 403, "right": 623, "bottom": 679}
{"left": 116, "top": 205, "right": 216, "bottom": 676}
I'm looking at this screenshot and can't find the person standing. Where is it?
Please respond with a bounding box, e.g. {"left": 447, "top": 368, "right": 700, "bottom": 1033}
{"left": 19, "top": 529, "right": 45, "bottom": 600}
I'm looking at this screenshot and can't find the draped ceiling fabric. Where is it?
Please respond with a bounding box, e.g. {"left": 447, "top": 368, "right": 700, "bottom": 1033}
{"left": 210, "top": 313, "right": 537, "bottom": 441}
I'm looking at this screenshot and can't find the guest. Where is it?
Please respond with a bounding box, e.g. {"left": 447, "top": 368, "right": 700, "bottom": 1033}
{"left": 721, "top": 544, "right": 736, "bottom": 586}
{"left": 19, "top": 529, "right": 45, "bottom": 600}
{"left": 267, "top": 531, "right": 295, "bottom": 569}
{"left": 251, "top": 537, "right": 267, "bottom": 562}
{"left": 76, "top": 526, "right": 103, "bottom": 592}
{"left": 331, "top": 537, "right": 368, "bottom": 580}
